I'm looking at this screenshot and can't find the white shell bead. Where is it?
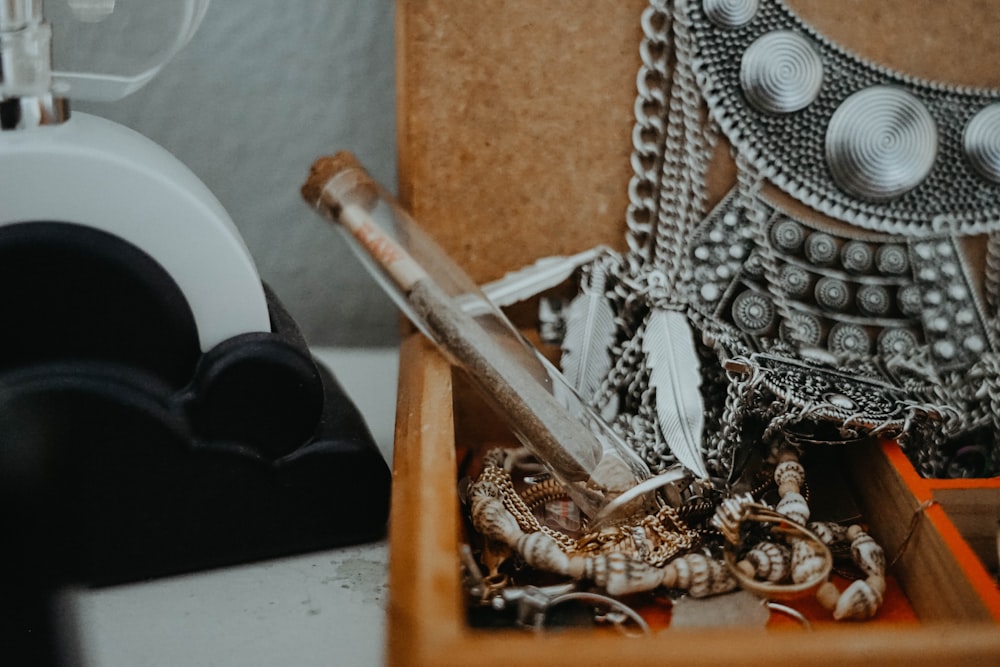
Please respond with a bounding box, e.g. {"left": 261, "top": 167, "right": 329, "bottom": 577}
{"left": 790, "top": 544, "right": 827, "bottom": 585}
{"left": 685, "top": 553, "right": 737, "bottom": 598}
{"left": 684, "top": 553, "right": 713, "bottom": 597}
{"left": 672, "top": 553, "right": 694, "bottom": 590}
{"left": 744, "top": 541, "right": 791, "bottom": 582}
{"left": 809, "top": 521, "right": 848, "bottom": 546}
{"left": 663, "top": 553, "right": 738, "bottom": 597}
{"left": 776, "top": 491, "right": 810, "bottom": 525}
{"left": 833, "top": 578, "right": 883, "bottom": 621}
{"left": 594, "top": 552, "right": 665, "bottom": 596}
{"left": 850, "top": 531, "right": 886, "bottom": 578}
{"left": 774, "top": 459, "right": 805, "bottom": 493}
{"left": 567, "top": 554, "right": 587, "bottom": 579}
{"left": 515, "top": 532, "right": 570, "bottom": 574}
{"left": 471, "top": 495, "right": 524, "bottom": 543}
{"left": 704, "top": 557, "right": 739, "bottom": 596}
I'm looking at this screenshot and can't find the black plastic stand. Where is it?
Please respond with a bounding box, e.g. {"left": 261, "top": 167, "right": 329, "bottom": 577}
{"left": 0, "top": 221, "right": 391, "bottom": 663}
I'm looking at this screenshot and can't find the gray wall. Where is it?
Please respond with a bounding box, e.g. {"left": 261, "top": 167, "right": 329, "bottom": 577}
{"left": 73, "top": 0, "right": 400, "bottom": 348}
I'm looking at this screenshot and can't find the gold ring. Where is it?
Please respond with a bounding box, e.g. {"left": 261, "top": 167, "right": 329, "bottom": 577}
{"left": 712, "top": 493, "right": 833, "bottom": 601}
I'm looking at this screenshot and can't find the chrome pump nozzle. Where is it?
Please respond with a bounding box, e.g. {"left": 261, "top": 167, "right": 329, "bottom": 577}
{"left": 1, "top": 0, "right": 70, "bottom": 129}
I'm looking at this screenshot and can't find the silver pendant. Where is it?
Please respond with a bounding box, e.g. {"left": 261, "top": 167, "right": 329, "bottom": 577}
{"left": 964, "top": 103, "right": 1000, "bottom": 184}
{"left": 825, "top": 86, "right": 938, "bottom": 202}
{"left": 702, "top": 0, "right": 759, "bottom": 29}
{"left": 669, "top": 589, "right": 770, "bottom": 629}
{"left": 685, "top": 0, "right": 1000, "bottom": 234}
{"left": 740, "top": 30, "right": 824, "bottom": 115}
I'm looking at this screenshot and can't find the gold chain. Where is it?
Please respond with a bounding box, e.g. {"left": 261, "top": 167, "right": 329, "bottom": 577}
{"left": 576, "top": 505, "right": 697, "bottom": 567}
{"left": 476, "top": 463, "right": 579, "bottom": 552}
{"left": 476, "top": 457, "right": 697, "bottom": 567}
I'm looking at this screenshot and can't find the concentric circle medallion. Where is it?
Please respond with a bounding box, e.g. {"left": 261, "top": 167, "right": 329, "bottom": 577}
{"left": 840, "top": 241, "right": 873, "bottom": 273}
{"left": 740, "top": 31, "right": 823, "bottom": 114}
{"left": 779, "top": 264, "right": 811, "bottom": 296}
{"left": 771, "top": 217, "right": 805, "bottom": 251}
{"left": 856, "top": 284, "right": 891, "bottom": 315}
{"left": 703, "top": 0, "right": 759, "bottom": 28}
{"left": 780, "top": 311, "right": 822, "bottom": 346}
{"left": 828, "top": 322, "right": 870, "bottom": 355}
{"left": 964, "top": 103, "right": 1000, "bottom": 183}
{"left": 814, "top": 277, "right": 850, "bottom": 311}
{"left": 732, "top": 289, "right": 775, "bottom": 334}
{"left": 825, "top": 86, "right": 938, "bottom": 201}
{"left": 875, "top": 244, "right": 909, "bottom": 275}
{"left": 878, "top": 328, "right": 918, "bottom": 357}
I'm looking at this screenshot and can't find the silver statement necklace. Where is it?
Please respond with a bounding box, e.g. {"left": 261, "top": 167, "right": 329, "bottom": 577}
{"left": 550, "top": 0, "right": 1000, "bottom": 481}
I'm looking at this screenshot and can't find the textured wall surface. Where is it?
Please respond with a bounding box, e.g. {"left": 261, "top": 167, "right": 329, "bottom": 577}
{"left": 73, "top": 0, "right": 400, "bottom": 347}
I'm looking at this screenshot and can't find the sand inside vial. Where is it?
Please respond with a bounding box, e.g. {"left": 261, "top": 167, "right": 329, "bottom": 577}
{"left": 406, "top": 279, "right": 618, "bottom": 501}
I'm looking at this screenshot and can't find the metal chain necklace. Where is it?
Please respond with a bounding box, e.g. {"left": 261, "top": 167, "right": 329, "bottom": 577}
{"left": 554, "top": 0, "right": 1000, "bottom": 480}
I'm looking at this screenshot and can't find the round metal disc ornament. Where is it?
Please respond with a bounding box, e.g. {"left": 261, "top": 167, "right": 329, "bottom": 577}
{"left": 732, "top": 289, "right": 775, "bottom": 334}
{"left": 856, "top": 284, "right": 891, "bottom": 316}
{"left": 804, "top": 232, "right": 837, "bottom": 265}
{"left": 703, "top": 0, "right": 759, "bottom": 29}
{"left": 878, "top": 328, "right": 918, "bottom": 357}
{"left": 828, "top": 322, "right": 870, "bottom": 355}
{"left": 840, "top": 240, "right": 873, "bottom": 273}
{"left": 779, "top": 264, "right": 811, "bottom": 297}
{"left": 964, "top": 103, "right": 1000, "bottom": 183}
{"left": 740, "top": 31, "right": 823, "bottom": 114}
{"left": 825, "top": 86, "right": 938, "bottom": 201}
{"left": 815, "top": 276, "right": 850, "bottom": 311}
{"left": 743, "top": 252, "right": 766, "bottom": 277}
{"left": 780, "top": 311, "right": 822, "bottom": 347}
{"left": 875, "top": 244, "right": 909, "bottom": 275}
{"left": 896, "top": 285, "right": 923, "bottom": 315}
{"left": 771, "top": 217, "right": 805, "bottom": 252}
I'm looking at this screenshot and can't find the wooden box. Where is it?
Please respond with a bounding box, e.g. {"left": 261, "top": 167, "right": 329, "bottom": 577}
{"left": 388, "top": 2, "right": 1000, "bottom": 664}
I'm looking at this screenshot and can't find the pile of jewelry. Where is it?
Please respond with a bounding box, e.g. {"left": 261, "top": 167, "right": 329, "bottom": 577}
{"left": 461, "top": 444, "right": 888, "bottom": 630}
{"left": 461, "top": 0, "right": 1000, "bottom": 631}
{"left": 553, "top": 0, "right": 1000, "bottom": 482}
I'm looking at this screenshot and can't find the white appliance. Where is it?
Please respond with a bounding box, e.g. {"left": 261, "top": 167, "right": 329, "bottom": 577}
{"left": 0, "top": 0, "right": 272, "bottom": 350}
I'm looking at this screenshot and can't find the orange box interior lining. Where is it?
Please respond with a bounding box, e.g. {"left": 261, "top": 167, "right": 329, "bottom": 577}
{"left": 879, "top": 441, "right": 1000, "bottom": 621}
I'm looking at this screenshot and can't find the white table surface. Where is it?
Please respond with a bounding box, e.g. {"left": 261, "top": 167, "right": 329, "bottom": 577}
{"left": 67, "top": 347, "right": 399, "bottom": 667}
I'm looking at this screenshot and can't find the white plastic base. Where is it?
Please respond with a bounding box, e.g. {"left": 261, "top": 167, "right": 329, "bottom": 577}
{"left": 0, "top": 111, "right": 271, "bottom": 351}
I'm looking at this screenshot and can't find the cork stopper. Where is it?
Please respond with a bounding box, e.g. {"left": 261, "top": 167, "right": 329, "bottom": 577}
{"left": 300, "top": 150, "right": 379, "bottom": 213}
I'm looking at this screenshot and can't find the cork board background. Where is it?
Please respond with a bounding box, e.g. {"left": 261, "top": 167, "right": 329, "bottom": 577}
{"left": 396, "top": 0, "right": 1000, "bottom": 283}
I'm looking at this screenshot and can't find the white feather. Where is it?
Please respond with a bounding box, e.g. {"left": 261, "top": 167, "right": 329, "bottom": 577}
{"left": 481, "top": 247, "right": 609, "bottom": 307}
{"left": 561, "top": 264, "right": 616, "bottom": 402}
{"left": 643, "top": 309, "right": 709, "bottom": 479}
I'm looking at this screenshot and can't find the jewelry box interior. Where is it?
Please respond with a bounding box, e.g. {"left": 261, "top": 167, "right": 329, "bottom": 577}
{"left": 386, "top": 1, "right": 1000, "bottom": 664}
